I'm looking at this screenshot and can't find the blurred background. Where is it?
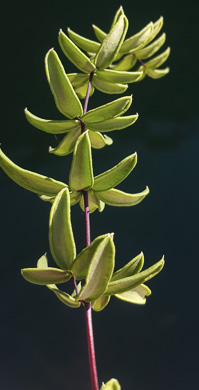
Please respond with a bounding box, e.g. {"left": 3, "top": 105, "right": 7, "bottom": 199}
{"left": 0, "top": 0, "right": 198, "bottom": 389}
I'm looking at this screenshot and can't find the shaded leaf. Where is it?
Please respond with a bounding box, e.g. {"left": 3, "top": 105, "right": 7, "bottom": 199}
{"left": 22, "top": 267, "right": 71, "bottom": 285}
{"left": 97, "top": 186, "right": 149, "bottom": 206}
{"left": 49, "top": 126, "right": 81, "bottom": 156}
{"left": 92, "top": 295, "right": 111, "bottom": 311}
{"left": 25, "top": 109, "right": 79, "bottom": 134}
{"left": 47, "top": 284, "right": 81, "bottom": 308}
{"left": 89, "top": 130, "right": 113, "bottom": 149}
{"left": 92, "top": 76, "right": 128, "bottom": 94}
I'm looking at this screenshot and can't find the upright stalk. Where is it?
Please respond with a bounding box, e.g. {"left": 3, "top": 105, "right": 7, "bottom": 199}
{"left": 82, "top": 71, "right": 99, "bottom": 390}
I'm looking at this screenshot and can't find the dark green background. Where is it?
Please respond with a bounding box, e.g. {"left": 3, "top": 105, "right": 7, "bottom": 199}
{"left": 1, "top": 0, "right": 198, "bottom": 389}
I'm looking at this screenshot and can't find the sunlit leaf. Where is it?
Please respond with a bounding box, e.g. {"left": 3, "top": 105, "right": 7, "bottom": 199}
{"left": 110, "top": 53, "right": 137, "bottom": 71}
{"left": 115, "top": 284, "right": 151, "bottom": 305}
{"left": 92, "top": 295, "right": 111, "bottom": 311}
{"left": 100, "top": 378, "right": 121, "bottom": 390}
{"left": 97, "top": 186, "right": 149, "bottom": 206}
{"left": 69, "top": 131, "right": 94, "bottom": 191}
{"left": 0, "top": 148, "right": 67, "bottom": 196}
{"left": 89, "top": 131, "right": 113, "bottom": 149}
{"left": 136, "top": 33, "right": 166, "bottom": 59}
{"left": 87, "top": 115, "right": 138, "bottom": 132}
{"left": 78, "top": 234, "right": 115, "bottom": 301}
{"left": 92, "top": 76, "right": 128, "bottom": 94}
{"left": 83, "top": 96, "right": 132, "bottom": 123}
{"left": 45, "top": 49, "right": 83, "bottom": 118}
{"left": 25, "top": 109, "right": 79, "bottom": 134}
{"left": 120, "top": 22, "right": 153, "bottom": 53}
{"left": 111, "top": 252, "right": 144, "bottom": 281}
{"left": 93, "top": 153, "right": 137, "bottom": 191}
{"left": 21, "top": 267, "right": 71, "bottom": 285}
{"left": 96, "top": 68, "right": 142, "bottom": 84}
{"left": 49, "top": 126, "right": 81, "bottom": 156}
{"left": 49, "top": 188, "right": 76, "bottom": 270}
{"left": 68, "top": 28, "right": 100, "bottom": 53}
{"left": 47, "top": 284, "right": 81, "bottom": 308}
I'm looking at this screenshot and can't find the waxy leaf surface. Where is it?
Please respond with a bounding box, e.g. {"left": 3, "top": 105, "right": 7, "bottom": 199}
{"left": 49, "top": 188, "right": 76, "bottom": 270}
{"left": 111, "top": 252, "right": 144, "bottom": 281}
{"left": 97, "top": 187, "right": 149, "bottom": 206}
{"left": 68, "top": 28, "right": 100, "bottom": 53}
{"left": 25, "top": 109, "right": 80, "bottom": 134}
{"left": 0, "top": 149, "right": 66, "bottom": 196}
{"left": 87, "top": 115, "right": 138, "bottom": 132}
{"left": 69, "top": 131, "right": 94, "bottom": 191}
{"left": 78, "top": 234, "right": 115, "bottom": 302}
{"left": 96, "top": 69, "right": 142, "bottom": 84}
{"left": 45, "top": 49, "right": 83, "bottom": 119}
{"left": 115, "top": 284, "right": 151, "bottom": 304}
{"left": 82, "top": 96, "right": 132, "bottom": 123}
{"left": 92, "top": 76, "right": 128, "bottom": 94}
{"left": 48, "top": 285, "right": 81, "bottom": 308}
{"left": 22, "top": 267, "right": 71, "bottom": 285}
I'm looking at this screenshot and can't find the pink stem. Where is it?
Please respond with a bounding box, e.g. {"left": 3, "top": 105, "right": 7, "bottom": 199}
{"left": 85, "top": 302, "right": 99, "bottom": 390}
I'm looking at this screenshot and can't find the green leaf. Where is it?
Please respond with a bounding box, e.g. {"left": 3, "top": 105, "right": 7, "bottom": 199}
{"left": 37, "top": 253, "right": 48, "bottom": 268}
{"left": 89, "top": 130, "right": 113, "bottom": 149}
{"left": 101, "top": 378, "right": 121, "bottom": 390}
{"left": 49, "top": 188, "right": 76, "bottom": 270}
{"left": 95, "top": 15, "right": 128, "bottom": 69}
{"left": 75, "top": 82, "right": 95, "bottom": 99}
{"left": 21, "top": 267, "right": 71, "bottom": 285}
{"left": 0, "top": 148, "right": 67, "bottom": 196}
{"left": 96, "top": 68, "right": 142, "bottom": 84}
{"left": 68, "top": 73, "right": 89, "bottom": 87}
{"left": 111, "top": 252, "right": 144, "bottom": 281}
{"left": 93, "top": 153, "right": 137, "bottom": 192}
{"left": 120, "top": 22, "right": 153, "bottom": 53}
{"left": 78, "top": 234, "right": 115, "bottom": 302}
{"left": 87, "top": 115, "right": 138, "bottom": 132}
{"left": 49, "top": 126, "right": 81, "bottom": 156}
{"left": 82, "top": 96, "right": 132, "bottom": 123}
{"left": 105, "top": 257, "right": 164, "bottom": 295}
{"left": 97, "top": 186, "right": 149, "bottom": 206}
{"left": 58, "top": 30, "right": 96, "bottom": 73}
{"left": 72, "top": 234, "right": 110, "bottom": 280}
{"left": 69, "top": 131, "right": 94, "bottom": 191}
{"left": 145, "top": 67, "right": 170, "bottom": 79}
{"left": 47, "top": 284, "right": 81, "bottom": 308}
{"left": 68, "top": 27, "right": 100, "bottom": 53}
{"left": 115, "top": 284, "right": 151, "bottom": 305}
{"left": 136, "top": 33, "right": 166, "bottom": 60}
{"left": 25, "top": 108, "right": 79, "bottom": 134}
{"left": 70, "top": 190, "right": 82, "bottom": 206}
{"left": 92, "top": 24, "right": 106, "bottom": 43}
{"left": 79, "top": 190, "right": 105, "bottom": 213}
{"left": 147, "top": 16, "right": 164, "bottom": 44}
{"left": 45, "top": 49, "right": 83, "bottom": 119}
{"left": 92, "top": 76, "right": 128, "bottom": 94}
{"left": 92, "top": 295, "right": 111, "bottom": 311}
{"left": 110, "top": 53, "right": 137, "bottom": 71}
{"left": 145, "top": 47, "right": 170, "bottom": 69}
{"left": 110, "top": 6, "right": 125, "bottom": 28}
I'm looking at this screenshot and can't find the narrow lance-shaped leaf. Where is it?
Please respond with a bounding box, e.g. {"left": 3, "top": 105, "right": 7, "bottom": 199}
{"left": 97, "top": 186, "right": 149, "bottom": 207}
{"left": 58, "top": 30, "right": 96, "bottom": 73}
{"left": 49, "top": 188, "right": 76, "bottom": 270}
{"left": 95, "top": 15, "right": 128, "bottom": 69}
{"left": 92, "top": 76, "right": 128, "bottom": 94}
{"left": 82, "top": 96, "right": 132, "bottom": 123}
{"left": 96, "top": 68, "right": 142, "bottom": 84}
{"left": 135, "top": 33, "right": 166, "bottom": 60}
{"left": 49, "top": 126, "right": 81, "bottom": 156}
{"left": 78, "top": 234, "right": 115, "bottom": 302}
{"left": 47, "top": 284, "right": 81, "bottom": 308}
{"left": 67, "top": 27, "right": 100, "bottom": 53}
{"left": 21, "top": 267, "right": 71, "bottom": 285}
{"left": 120, "top": 22, "right": 153, "bottom": 53}
{"left": 144, "top": 47, "right": 171, "bottom": 69}
{"left": 69, "top": 131, "right": 94, "bottom": 191}
{"left": 0, "top": 148, "right": 67, "bottom": 196}
{"left": 111, "top": 252, "right": 144, "bottom": 281}
{"left": 93, "top": 153, "right": 137, "bottom": 192}
{"left": 45, "top": 49, "right": 83, "bottom": 119}
{"left": 25, "top": 109, "right": 80, "bottom": 134}
{"left": 87, "top": 115, "right": 138, "bottom": 132}
{"left": 105, "top": 257, "right": 164, "bottom": 295}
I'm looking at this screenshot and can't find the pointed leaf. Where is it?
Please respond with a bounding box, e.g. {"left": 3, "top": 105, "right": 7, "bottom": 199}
{"left": 111, "top": 252, "right": 144, "bottom": 281}
{"left": 115, "top": 284, "right": 151, "bottom": 305}
{"left": 45, "top": 49, "right": 83, "bottom": 118}
{"left": 89, "top": 130, "right": 113, "bottom": 149}
{"left": 136, "top": 33, "right": 166, "bottom": 59}
{"left": 87, "top": 115, "right": 138, "bottom": 132}
{"left": 21, "top": 267, "right": 71, "bottom": 285}
{"left": 58, "top": 30, "right": 95, "bottom": 73}
{"left": 95, "top": 15, "right": 128, "bottom": 69}
{"left": 72, "top": 234, "right": 110, "bottom": 280}
{"left": 25, "top": 109, "right": 79, "bottom": 134}
{"left": 93, "top": 153, "right": 137, "bottom": 192}
{"left": 47, "top": 285, "right": 81, "bottom": 308}
{"left": 92, "top": 24, "right": 106, "bottom": 43}
{"left": 145, "top": 47, "right": 170, "bottom": 69}
{"left": 37, "top": 253, "right": 48, "bottom": 268}
{"left": 68, "top": 28, "right": 100, "bottom": 53}
{"left": 83, "top": 96, "right": 132, "bottom": 123}
{"left": 147, "top": 16, "right": 164, "bottom": 44}
{"left": 49, "top": 187, "right": 76, "bottom": 270}
{"left": 68, "top": 73, "right": 89, "bottom": 87}
{"left": 0, "top": 148, "right": 67, "bottom": 196}
{"left": 78, "top": 234, "right": 115, "bottom": 302}
{"left": 110, "top": 53, "right": 137, "bottom": 71}
{"left": 92, "top": 76, "right": 128, "bottom": 94}
{"left": 49, "top": 126, "right": 81, "bottom": 156}
{"left": 96, "top": 68, "right": 142, "bottom": 83}
{"left": 92, "top": 295, "right": 111, "bottom": 311}
{"left": 111, "top": 6, "right": 125, "bottom": 28}
{"left": 145, "top": 67, "right": 170, "bottom": 79}
{"left": 105, "top": 257, "right": 164, "bottom": 295}
{"left": 97, "top": 186, "right": 149, "bottom": 206}
{"left": 120, "top": 22, "right": 153, "bottom": 53}
{"left": 69, "top": 131, "right": 94, "bottom": 191}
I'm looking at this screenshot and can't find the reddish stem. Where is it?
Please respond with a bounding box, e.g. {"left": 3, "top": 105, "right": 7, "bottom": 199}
{"left": 85, "top": 302, "right": 99, "bottom": 390}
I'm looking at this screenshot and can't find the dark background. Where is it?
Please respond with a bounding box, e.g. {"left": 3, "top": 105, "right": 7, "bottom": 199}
{"left": 1, "top": 0, "right": 198, "bottom": 389}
